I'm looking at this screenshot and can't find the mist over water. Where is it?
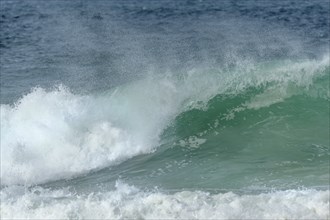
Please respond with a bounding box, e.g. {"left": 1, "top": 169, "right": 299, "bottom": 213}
{"left": 1, "top": 0, "right": 329, "bottom": 219}
{"left": 1, "top": 0, "right": 328, "bottom": 102}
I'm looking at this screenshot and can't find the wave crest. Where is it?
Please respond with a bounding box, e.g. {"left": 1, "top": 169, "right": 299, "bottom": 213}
{"left": 1, "top": 56, "right": 329, "bottom": 185}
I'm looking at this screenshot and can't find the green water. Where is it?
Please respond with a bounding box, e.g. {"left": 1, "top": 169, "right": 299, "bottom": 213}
{"left": 43, "top": 70, "right": 329, "bottom": 194}
{"left": 136, "top": 75, "right": 329, "bottom": 191}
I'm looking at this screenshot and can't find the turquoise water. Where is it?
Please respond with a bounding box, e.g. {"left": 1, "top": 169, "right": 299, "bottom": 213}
{"left": 36, "top": 59, "right": 329, "bottom": 194}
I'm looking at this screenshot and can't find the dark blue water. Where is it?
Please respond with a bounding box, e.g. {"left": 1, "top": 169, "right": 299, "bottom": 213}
{"left": 1, "top": 0, "right": 329, "bottom": 103}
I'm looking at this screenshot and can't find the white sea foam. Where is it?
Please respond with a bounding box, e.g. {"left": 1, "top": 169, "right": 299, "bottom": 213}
{"left": 0, "top": 81, "right": 180, "bottom": 185}
{"left": 1, "top": 56, "right": 328, "bottom": 185}
{"left": 1, "top": 182, "right": 329, "bottom": 219}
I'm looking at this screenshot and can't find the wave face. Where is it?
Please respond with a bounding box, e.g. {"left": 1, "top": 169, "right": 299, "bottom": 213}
{"left": 1, "top": 0, "right": 330, "bottom": 219}
{"left": 1, "top": 56, "right": 329, "bottom": 186}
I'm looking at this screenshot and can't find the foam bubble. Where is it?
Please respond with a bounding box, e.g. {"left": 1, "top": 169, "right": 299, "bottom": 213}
{"left": 0, "top": 77, "right": 186, "bottom": 185}
{"left": 1, "top": 182, "right": 329, "bottom": 219}
{"left": 1, "top": 87, "right": 150, "bottom": 185}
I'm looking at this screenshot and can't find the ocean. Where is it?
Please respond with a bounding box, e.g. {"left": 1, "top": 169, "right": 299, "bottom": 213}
{"left": 0, "top": 0, "right": 329, "bottom": 219}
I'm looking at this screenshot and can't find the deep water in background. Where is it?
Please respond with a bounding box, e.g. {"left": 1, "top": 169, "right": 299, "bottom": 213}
{"left": 0, "top": 0, "right": 329, "bottom": 219}
{"left": 1, "top": 0, "right": 329, "bottom": 103}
